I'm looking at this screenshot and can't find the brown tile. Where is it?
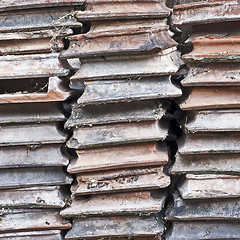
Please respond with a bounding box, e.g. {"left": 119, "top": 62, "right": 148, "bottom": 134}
{"left": 0, "top": 209, "right": 71, "bottom": 233}
{"left": 0, "top": 29, "right": 70, "bottom": 55}
{"left": 0, "top": 0, "right": 84, "bottom": 11}
{"left": 183, "top": 36, "right": 240, "bottom": 63}
{"left": 0, "top": 54, "right": 69, "bottom": 79}
{"left": 61, "top": 26, "right": 176, "bottom": 58}
{"left": 173, "top": 0, "right": 240, "bottom": 26}
{"left": 68, "top": 142, "right": 168, "bottom": 173}
{"left": 75, "top": 0, "right": 170, "bottom": 21}
{"left": 182, "top": 62, "right": 240, "bottom": 87}
{"left": 0, "top": 77, "right": 73, "bottom": 104}
{"left": 70, "top": 50, "right": 182, "bottom": 81}
{"left": 180, "top": 86, "right": 240, "bottom": 110}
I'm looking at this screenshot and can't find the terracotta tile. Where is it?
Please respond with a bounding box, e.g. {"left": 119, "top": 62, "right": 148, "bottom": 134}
{"left": 68, "top": 142, "right": 168, "bottom": 173}
{"left": 173, "top": 0, "right": 240, "bottom": 26}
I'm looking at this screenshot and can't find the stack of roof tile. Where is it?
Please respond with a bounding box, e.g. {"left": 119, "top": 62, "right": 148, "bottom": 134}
{"left": 166, "top": 1, "right": 240, "bottom": 239}
{"left": 0, "top": 1, "right": 84, "bottom": 239}
{"left": 60, "top": 0, "right": 183, "bottom": 239}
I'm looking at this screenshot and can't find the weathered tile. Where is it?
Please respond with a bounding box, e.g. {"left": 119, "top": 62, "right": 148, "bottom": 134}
{"left": 75, "top": 0, "right": 170, "bottom": 21}
{"left": 166, "top": 221, "right": 240, "bottom": 240}
{"left": 0, "top": 144, "right": 68, "bottom": 168}
{"left": 0, "top": 123, "right": 66, "bottom": 146}
{"left": 0, "top": 167, "right": 72, "bottom": 189}
{"left": 74, "top": 77, "right": 182, "bottom": 106}
{"left": 61, "top": 26, "right": 176, "bottom": 58}
{"left": 190, "top": 21, "right": 240, "bottom": 41}
{"left": 75, "top": 167, "right": 170, "bottom": 195}
{"left": 65, "top": 215, "right": 164, "bottom": 239}
{"left": 185, "top": 110, "right": 240, "bottom": 132}
{"left": 167, "top": 191, "right": 240, "bottom": 221}
{"left": 182, "top": 63, "right": 240, "bottom": 86}
{"left": 173, "top": 0, "right": 240, "bottom": 26}
{"left": 180, "top": 87, "right": 240, "bottom": 110}
{"left": 68, "top": 142, "right": 168, "bottom": 173}
{"left": 65, "top": 101, "right": 166, "bottom": 128}
{"left": 0, "top": 29, "right": 71, "bottom": 41}
{"left": 0, "top": 209, "right": 71, "bottom": 233}
{"left": 0, "top": 186, "right": 66, "bottom": 208}
{"left": 61, "top": 190, "right": 166, "bottom": 217}
{"left": 0, "top": 29, "right": 72, "bottom": 55}
{"left": 0, "top": 7, "right": 82, "bottom": 32}
{"left": 179, "top": 132, "right": 240, "bottom": 155}
{"left": 174, "top": 0, "right": 207, "bottom": 4}
{"left": 0, "top": 54, "right": 69, "bottom": 79}
{"left": 89, "top": 19, "right": 168, "bottom": 33}
{"left": 0, "top": 77, "right": 73, "bottom": 104}
{"left": 67, "top": 120, "right": 168, "bottom": 149}
{"left": 183, "top": 36, "right": 240, "bottom": 63}
{"left": 0, "top": 230, "right": 63, "bottom": 240}
{"left": 171, "top": 153, "right": 240, "bottom": 175}
{"left": 77, "top": 238, "right": 162, "bottom": 240}
{"left": 0, "top": 0, "right": 84, "bottom": 11}
{"left": 0, "top": 103, "right": 65, "bottom": 124}
{"left": 178, "top": 174, "right": 240, "bottom": 199}
{"left": 70, "top": 49, "right": 182, "bottom": 81}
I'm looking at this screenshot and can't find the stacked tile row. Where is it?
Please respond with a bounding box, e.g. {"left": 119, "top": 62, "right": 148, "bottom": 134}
{"left": 167, "top": 1, "right": 240, "bottom": 239}
{"left": 59, "top": 0, "right": 183, "bottom": 239}
{"left": 0, "top": 1, "right": 84, "bottom": 239}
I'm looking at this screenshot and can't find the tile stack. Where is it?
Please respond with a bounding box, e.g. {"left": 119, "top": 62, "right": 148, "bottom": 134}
{"left": 60, "top": 0, "right": 183, "bottom": 239}
{"left": 166, "top": 1, "right": 240, "bottom": 239}
{"left": 0, "top": 1, "right": 84, "bottom": 239}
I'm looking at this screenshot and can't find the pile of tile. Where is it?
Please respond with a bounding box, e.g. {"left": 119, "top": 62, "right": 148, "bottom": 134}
{"left": 166, "top": 1, "right": 240, "bottom": 239}
{"left": 0, "top": 1, "right": 84, "bottom": 239}
{"left": 60, "top": 0, "right": 183, "bottom": 239}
